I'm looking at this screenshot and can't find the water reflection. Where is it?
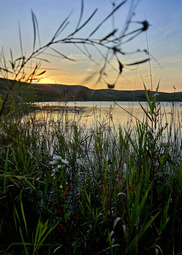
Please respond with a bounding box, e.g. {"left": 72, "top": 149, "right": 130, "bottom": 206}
{"left": 31, "top": 101, "right": 182, "bottom": 132}
{"left": 21, "top": 101, "right": 182, "bottom": 156}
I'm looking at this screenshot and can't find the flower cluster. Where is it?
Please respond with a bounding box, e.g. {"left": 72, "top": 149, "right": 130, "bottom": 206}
{"left": 49, "top": 155, "right": 69, "bottom": 178}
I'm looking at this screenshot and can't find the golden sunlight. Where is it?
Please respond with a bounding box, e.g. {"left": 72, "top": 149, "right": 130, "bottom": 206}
{"left": 38, "top": 78, "right": 55, "bottom": 84}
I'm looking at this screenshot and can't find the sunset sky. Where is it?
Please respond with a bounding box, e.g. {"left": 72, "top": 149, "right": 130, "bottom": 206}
{"left": 0, "top": 0, "right": 182, "bottom": 92}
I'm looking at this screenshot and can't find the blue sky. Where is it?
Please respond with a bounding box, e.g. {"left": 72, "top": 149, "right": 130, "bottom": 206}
{"left": 0, "top": 0, "right": 182, "bottom": 92}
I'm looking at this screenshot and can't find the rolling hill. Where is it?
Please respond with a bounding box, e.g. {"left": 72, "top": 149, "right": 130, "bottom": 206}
{"left": 0, "top": 78, "right": 181, "bottom": 102}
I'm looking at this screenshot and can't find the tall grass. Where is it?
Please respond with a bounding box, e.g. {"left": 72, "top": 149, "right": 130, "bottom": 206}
{"left": 0, "top": 87, "right": 182, "bottom": 254}
{"left": 0, "top": 1, "right": 182, "bottom": 254}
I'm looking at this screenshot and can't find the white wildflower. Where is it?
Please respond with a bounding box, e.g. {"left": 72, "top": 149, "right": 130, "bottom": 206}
{"left": 53, "top": 155, "right": 61, "bottom": 161}
{"left": 61, "top": 158, "right": 69, "bottom": 165}
{"left": 50, "top": 155, "right": 69, "bottom": 165}
{"left": 49, "top": 160, "right": 57, "bottom": 165}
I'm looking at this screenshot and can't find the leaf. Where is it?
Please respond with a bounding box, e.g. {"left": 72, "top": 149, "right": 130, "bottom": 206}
{"left": 114, "top": 101, "right": 143, "bottom": 124}
{"left": 23, "top": 178, "right": 38, "bottom": 193}
{"left": 10, "top": 48, "right": 13, "bottom": 62}
{"left": 76, "top": 0, "right": 84, "bottom": 30}
{"left": 125, "top": 211, "right": 161, "bottom": 253}
{"left": 31, "top": 10, "right": 40, "bottom": 51}
{"left": 99, "top": 29, "right": 118, "bottom": 43}
{"left": 0, "top": 68, "right": 13, "bottom": 74}
{"left": 51, "top": 13, "right": 71, "bottom": 41}
{"left": 35, "top": 57, "right": 50, "bottom": 63}
{"left": 19, "top": 226, "right": 29, "bottom": 255}
{"left": 118, "top": 59, "right": 124, "bottom": 74}
{"left": 113, "top": 217, "right": 122, "bottom": 231}
{"left": 37, "top": 70, "right": 46, "bottom": 76}
{"left": 126, "top": 58, "right": 150, "bottom": 66}
{"left": 69, "top": 8, "right": 98, "bottom": 37}
{"left": 89, "top": 0, "right": 127, "bottom": 37}
{"left": 141, "top": 20, "right": 149, "bottom": 31}
{"left": 138, "top": 101, "right": 152, "bottom": 122}
{"left": 50, "top": 47, "right": 75, "bottom": 61}
{"left": 20, "top": 199, "right": 28, "bottom": 236}
{"left": 107, "top": 84, "right": 115, "bottom": 89}
{"left": 18, "top": 21, "right": 23, "bottom": 56}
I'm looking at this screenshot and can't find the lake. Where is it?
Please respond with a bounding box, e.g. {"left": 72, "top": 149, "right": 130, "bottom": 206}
{"left": 32, "top": 101, "right": 181, "bottom": 126}
{"left": 25, "top": 101, "right": 182, "bottom": 143}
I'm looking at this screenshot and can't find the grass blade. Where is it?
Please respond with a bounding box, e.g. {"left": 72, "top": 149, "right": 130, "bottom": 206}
{"left": 126, "top": 211, "right": 161, "bottom": 253}
{"left": 31, "top": 10, "right": 40, "bottom": 51}
{"left": 89, "top": 0, "right": 126, "bottom": 37}
{"left": 126, "top": 58, "right": 150, "bottom": 66}
{"left": 18, "top": 21, "right": 23, "bottom": 56}
{"left": 76, "top": 0, "right": 84, "bottom": 31}
{"left": 68, "top": 8, "right": 98, "bottom": 38}
{"left": 20, "top": 199, "right": 28, "bottom": 236}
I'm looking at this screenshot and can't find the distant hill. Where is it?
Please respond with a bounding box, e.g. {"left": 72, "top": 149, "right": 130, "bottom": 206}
{"left": 0, "top": 78, "right": 182, "bottom": 102}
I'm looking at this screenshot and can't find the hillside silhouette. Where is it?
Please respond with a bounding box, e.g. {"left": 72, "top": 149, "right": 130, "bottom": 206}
{"left": 0, "top": 78, "right": 181, "bottom": 102}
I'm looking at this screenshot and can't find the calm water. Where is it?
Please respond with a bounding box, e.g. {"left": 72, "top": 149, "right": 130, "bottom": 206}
{"left": 22, "top": 101, "right": 182, "bottom": 155}
{"left": 32, "top": 101, "right": 182, "bottom": 132}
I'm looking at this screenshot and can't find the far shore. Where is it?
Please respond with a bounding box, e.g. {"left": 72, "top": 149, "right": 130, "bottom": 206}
{"left": 0, "top": 78, "right": 182, "bottom": 102}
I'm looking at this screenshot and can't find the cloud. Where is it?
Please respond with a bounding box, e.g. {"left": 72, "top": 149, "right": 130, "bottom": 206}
{"left": 67, "top": 53, "right": 88, "bottom": 61}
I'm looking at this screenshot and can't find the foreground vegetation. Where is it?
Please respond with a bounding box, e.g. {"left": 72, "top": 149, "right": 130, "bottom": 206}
{"left": 0, "top": 1, "right": 182, "bottom": 253}
{"left": 0, "top": 88, "right": 182, "bottom": 255}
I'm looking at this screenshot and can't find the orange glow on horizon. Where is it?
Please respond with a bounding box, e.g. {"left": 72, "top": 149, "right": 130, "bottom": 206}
{"left": 37, "top": 77, "right": 56, "bottom": 84}
{"left": 35, "top": 73, "right": 179, "bottom": 93}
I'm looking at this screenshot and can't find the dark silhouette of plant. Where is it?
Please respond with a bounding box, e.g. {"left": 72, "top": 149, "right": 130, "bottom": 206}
{"left": 0, "top": 0, "right": 151, "bottom": 117}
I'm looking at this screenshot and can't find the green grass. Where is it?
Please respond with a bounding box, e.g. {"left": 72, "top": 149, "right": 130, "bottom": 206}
{"left": 0, "top": 3, "right": 181, "bottom": 253}
{"left": 0, "top": 90, "right": 182, "bottom": 254}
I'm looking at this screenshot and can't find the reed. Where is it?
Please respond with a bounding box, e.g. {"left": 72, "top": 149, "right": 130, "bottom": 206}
{"left": 0, "top": 88, "right": 182, "bottom": 254}
{"left": 0, "top": 1, "right": 182, "bottom": 254}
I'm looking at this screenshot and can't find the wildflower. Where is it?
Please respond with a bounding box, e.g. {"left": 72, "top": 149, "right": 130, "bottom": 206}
{"left": 53, "top": 155, "right": 61, "bottom": 161}
{"left": 49, "top": 160, "right": 57, "bottom": 165}
{"left": 61, "top": 158, "right": 69, "bottom": 165}
{"left": 51, "top": 155, "right": 69, "bottom": 165}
